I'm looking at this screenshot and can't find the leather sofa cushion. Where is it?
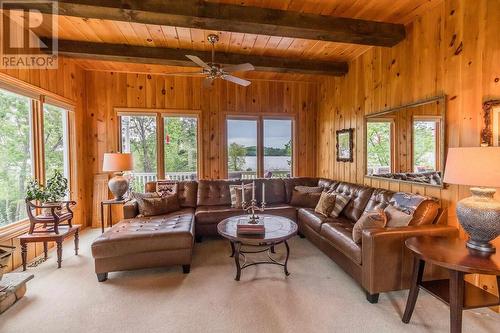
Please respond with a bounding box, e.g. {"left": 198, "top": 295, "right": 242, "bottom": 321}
{"left": 195, "top": 204, "right": 297, "bottom": 225}
{"left": 318, "top": 178, "right": 340, "bottom": 191}
{"left": 320, "top": 219, "right": 361, "bottom": 265}
{"left": 363, "top": 188, "right": 395, "bottom": 214}
{"left": 252, "top": 178, "right": 287, "bottom": 204}
{"left": 91, "top": 208, "right": 195, "bottom": 259}
{"left": 197, "top": 179, "right": 241, "bottom": 206}
{"left": 145, "top": 180, "right": 198, "bottom": 208}
{"left": 283, "top": 177, "right": 319, "bottom": 203}
{"left": 331, "top": 182, "right": 374, "bottom": 222}
{"left": 298, "top": 208, "right": 329, "bottom": 233}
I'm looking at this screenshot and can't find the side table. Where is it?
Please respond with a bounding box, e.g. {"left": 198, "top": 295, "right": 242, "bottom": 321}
{"left": 402, "top": 236, "right": 500, "bottom": 333}
{"left": 100, "top": 199, "right": 128, "bottom": 233}
{"left": 18, "top": 225, "right": 80, "bottom": 270}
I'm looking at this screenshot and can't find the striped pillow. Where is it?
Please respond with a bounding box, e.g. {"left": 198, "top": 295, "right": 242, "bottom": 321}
{"left": 330, "top": 194, "right": 350, "bottom": 218}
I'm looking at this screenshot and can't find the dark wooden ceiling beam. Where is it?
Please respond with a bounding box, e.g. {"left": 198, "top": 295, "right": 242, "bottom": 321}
{"left": 28, "top": 0, "right": 405, "bottom": 47}
{"left": 49, "top": 39, "right": 348, "bottom": 76}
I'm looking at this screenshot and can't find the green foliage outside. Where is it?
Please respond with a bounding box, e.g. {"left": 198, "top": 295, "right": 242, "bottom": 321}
{"left": 164, "top": 117, "right": 197, "bottom": 175}
{"left": 44, "top": 104, "right": 67, "bottom": 177}
{"left": 366, "top": 122, "right": 392, "bottom": 170}
{"left": 0, "top": 90, "right": 31, "bottom": 227}
{"left": 228, "top": 142, "right": 246, "bottom": 171}
{"left": 413, "top": 121, "right": 437, "bottom": 172}
{"left": 121, "top": 115, "right": 157, "bottom": 173}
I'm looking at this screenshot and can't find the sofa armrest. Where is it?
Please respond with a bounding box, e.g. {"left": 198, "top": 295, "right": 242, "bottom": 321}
{"left": 123, "top": 200, "right": 139, "bottom": 219}
{"left": 361, "top": 225, "right": 458, "bottom": 294}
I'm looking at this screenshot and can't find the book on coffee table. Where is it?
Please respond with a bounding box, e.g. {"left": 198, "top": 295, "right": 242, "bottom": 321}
{"left": 236, "top": 218, "right": 265, "bottom": 235}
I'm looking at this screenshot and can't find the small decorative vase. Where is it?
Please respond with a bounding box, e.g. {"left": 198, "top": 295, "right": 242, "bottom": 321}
{"left": 456, "top": 187, "right": 500, "bottom": 253}
{"left": 108, "top": 172, "right": 129, "bottom": 201}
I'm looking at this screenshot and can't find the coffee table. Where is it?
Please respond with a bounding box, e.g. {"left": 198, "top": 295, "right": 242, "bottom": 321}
{"left": 217, "top": 214, "right": 297, "bottom": 281}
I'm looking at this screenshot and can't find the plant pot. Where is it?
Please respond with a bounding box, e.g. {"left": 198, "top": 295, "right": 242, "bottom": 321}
{"left": 41, "top": 202, "right": 62, "bottom": 217}
{"left": 0, "top": 245, "right": 15, "bottom": 281}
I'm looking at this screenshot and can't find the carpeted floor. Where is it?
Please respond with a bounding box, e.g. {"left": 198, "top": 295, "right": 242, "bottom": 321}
{"left": 1, "top": 228, "right": 499, "bottom": 333}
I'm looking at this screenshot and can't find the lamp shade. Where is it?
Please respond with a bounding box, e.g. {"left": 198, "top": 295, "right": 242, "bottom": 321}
{"left": 443, "top": 147, "right": 500, "bottom": 187}
{"left": 102, "top": 153, "right": 134, "bottom": 172}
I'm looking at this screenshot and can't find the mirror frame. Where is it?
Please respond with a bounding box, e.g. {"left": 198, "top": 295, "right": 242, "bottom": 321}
{"left": 364, "top": 95, "right": 446, "bottom": 188}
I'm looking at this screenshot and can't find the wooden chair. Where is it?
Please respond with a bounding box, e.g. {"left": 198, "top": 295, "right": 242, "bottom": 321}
{"left": 25, "top": 199, "right": 76, "bottom": 234}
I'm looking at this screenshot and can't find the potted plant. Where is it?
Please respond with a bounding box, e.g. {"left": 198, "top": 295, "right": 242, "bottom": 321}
{"left": 26, "top": 171, "right": 69, "bottom": 217}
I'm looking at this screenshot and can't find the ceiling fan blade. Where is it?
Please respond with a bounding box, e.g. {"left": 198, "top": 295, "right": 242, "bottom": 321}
{"left": 222, "top": 75, "right": 251, "bottom": 87}
{"left": 223, "top": 63, "right": 255, "bottom": 73}
{"left": 203, "top": 77, "right": 214, "bottom": 88}
{"left": 186, "top": 55, "right": 210, "bottom": 69}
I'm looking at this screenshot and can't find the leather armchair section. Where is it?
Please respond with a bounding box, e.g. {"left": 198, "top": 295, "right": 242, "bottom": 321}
{"left": 361, "top": 225, "right": 458, "bottom": 294}
{"left": 197, "top": 179, "right": 241, "bottom": 206}
{"left": 123, "top": 200, "right": 138, "bottom": 219}
{"left": 320, "top": 220, "right": 361, "bottom": 265}
{"left": 297, "top": 208, "right": 328, "bottom": 233}
{"left": 332, "top": 182, "right": 374, "bottom": 221}
{"left": 408, "top": 199, "right": 439, "bottom": 226}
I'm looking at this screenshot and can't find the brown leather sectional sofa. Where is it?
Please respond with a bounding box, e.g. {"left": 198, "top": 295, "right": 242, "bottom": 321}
{"left": 91, "top": 177, "right": 457, "bottom": 303}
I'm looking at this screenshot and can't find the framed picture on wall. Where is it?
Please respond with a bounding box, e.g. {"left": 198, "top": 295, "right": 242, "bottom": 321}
{"left": 336, "top": 128, "right": 354, "bottom": 162}
{"left": 482, "top": 100, "right": 500, "bottom": 146}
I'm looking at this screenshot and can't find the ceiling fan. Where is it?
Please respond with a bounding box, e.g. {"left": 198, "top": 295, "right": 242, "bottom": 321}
{"left": 167, "top": 34, "right": 255, "bottom": 87}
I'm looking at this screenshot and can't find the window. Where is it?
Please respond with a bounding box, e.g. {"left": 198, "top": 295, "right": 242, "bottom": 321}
{"left": 413, "top": 119, "right": 440, "bottom": 173}
{"left": 164, "top": 116, "right": 198, "bottom": 180}
{"left": 43, "top": 104, "right": 70, "bottom": 182}
{"left": 226, "top": 117, "right": 294, "bottom": 179}
{"left": 366, "top": 121, "right": 393, "bottom": 175}
{"left": 264, "top": 119, "right": 292, "bottom": 178}
{"left": 227, "top": 119, "right": 258, "bottom": 179}
{"left": 120, "top": 115, "right": 157, "bottom": 192}
{"left": 0, "top": 88, "right": 33, "bottom": 227}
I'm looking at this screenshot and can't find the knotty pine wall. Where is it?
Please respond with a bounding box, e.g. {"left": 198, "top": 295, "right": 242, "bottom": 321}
{"left": 316, "top": 0, "right": 500, "bottom": 298}
{"left": 85, "top": 72, "right": 318, "bottom": 179}
{"left": 0, "top": 57, "right": 88, "bottom": 272}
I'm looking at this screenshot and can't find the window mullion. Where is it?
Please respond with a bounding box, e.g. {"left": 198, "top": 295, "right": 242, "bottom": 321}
{"left": 157, "top": 114, "right": 165, "bottom": 180}
{"left": 257, "top": 117, "right": 264, "bottom": 178}
{"left": 32, "top": 98, "right": 45, "bottom": 185}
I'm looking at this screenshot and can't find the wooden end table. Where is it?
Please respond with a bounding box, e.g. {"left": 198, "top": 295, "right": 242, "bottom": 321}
{"left": 217, "top": 215, "right": 297, "bottom": 281}
{"left": 18, "top": 225, "right": 80, "bottom": 270}
{"left": 100, "top": 199, "right": 128, "bottom": 233}
{"left": 402, "top": 236, "right": 500, "bottom": 333}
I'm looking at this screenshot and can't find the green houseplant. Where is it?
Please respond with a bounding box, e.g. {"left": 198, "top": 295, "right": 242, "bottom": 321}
{"left": 26, "top": 171, "right": 68, "bottom": 216}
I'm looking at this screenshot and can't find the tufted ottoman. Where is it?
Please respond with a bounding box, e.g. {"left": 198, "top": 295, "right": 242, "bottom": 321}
{"left": 91, "top": 208, "right": 195, "bottom": 281}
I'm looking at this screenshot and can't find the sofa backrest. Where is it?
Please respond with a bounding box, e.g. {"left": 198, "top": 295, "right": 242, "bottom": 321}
{"left": 332, "top": 182, "right": 374, "bottom": 222}
{"left": 145, "top": 180, "right": 198, "bottom": 208}
{"left": 250, "top": 178, "right": 287, "bottom": 204}
{"left": 318, "top": 178, "right": 340, "bottom": 191}
{"left": 282, "top": 177, "right": 319, "bottom": 203}
{"left": 363, "top": 188, "right": 395, "bottom": 213}
{"left": 197, "top": 179, "right": 241, "bottom": 206}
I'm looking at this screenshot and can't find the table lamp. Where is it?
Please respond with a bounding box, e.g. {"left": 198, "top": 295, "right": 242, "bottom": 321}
{"left": 102, "top": 153, "right": 134, "bottom": 201}
{"left": 443, "top": 147, "right": 500, "bottom": 253}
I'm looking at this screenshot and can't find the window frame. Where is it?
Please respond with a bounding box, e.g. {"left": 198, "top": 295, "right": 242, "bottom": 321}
{"left": 224, "top": 114, "right": 296, "bottom": 179}
{"left": 0, "top": 76, "right": 76, "bottom": 233}
{"left": 116, "top": 108, "right": 202, "bottom": 181}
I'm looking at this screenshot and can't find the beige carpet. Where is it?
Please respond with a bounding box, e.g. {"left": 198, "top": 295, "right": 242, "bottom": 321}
{"left": 1, "top": 229, "right": 498, "bottom": 333}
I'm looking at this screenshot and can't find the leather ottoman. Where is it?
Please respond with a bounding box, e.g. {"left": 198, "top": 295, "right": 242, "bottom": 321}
{"left": 91, "top": 208, "right": 195, "bottom": 281}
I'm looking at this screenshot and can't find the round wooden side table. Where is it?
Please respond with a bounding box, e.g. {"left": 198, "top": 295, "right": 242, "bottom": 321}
{"left": 217, "top": 214, "right": 297, "bottom": 281}
{"left": 402, "top": 236, "right": 500, "bottom": 333}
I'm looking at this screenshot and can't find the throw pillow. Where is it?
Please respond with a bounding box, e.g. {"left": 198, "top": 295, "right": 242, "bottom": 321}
{"left": 314, "top": 192, "right": 336, "bottom": 217}
{"left": 229, "top": 184, "right": 253, "bottom": 209}
{"left": 352, "top": 209, "right": 387, "bottom": 244}
{"left": 294, "top": 186, "right": 323, "bottom": 193}
{"left": 290, "top": 186, "right": 322, "bottom": 208}
{"left": 131, "top": 192, "right": 180, "bottom": 217}
{"left": 330, "top": 194, "right": 350, "bottom": 218}
{"left": 156, "top": 181, "right": 178, "bottom": 197}
{"left": 384, "top": 204, "right": 413, "bottom": 227}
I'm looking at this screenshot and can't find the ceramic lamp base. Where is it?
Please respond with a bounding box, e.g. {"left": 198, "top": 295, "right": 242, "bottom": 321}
{"left": 108, "top": 172, "right": 129, "bottom": 201}
{"left": 456, "top": 187, "right": 500, "bottom": 254}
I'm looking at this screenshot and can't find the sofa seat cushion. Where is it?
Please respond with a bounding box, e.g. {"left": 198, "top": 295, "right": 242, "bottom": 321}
{"left": 92, "top": 208, "right": 195, "bottom": 259}
{"left": 298, "top": 208, "right": 329, "bottom": 233}
{"left": 195, "top": 204, "right": 296, "bottom": 225}
{"left": 320, "top": 219, "right": 361, "bottom": 265}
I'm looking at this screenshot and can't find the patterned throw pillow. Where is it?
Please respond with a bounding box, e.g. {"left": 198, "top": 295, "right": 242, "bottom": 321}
{"left": 156, "top": 181, "right": 178, "bottom": 197}
{"left": 330, "top": 194, "right": 350, "bottom": 218}
{"left": 131, "top": 192, "right": 180, "bottom": 217}
{"left": 384, "top": 204, "right": 413, "bottom": 227}
{"left": 229, "top": 184, "right": 253, "bottom": 209}
{"left": 314, "top": 192, "right": 336, "bottom": 217}
{"left": 352, "top": 209, "right": 387, "bottom": 244}
{"left": 290, "top": 186, "right": 322, "bottom": 208}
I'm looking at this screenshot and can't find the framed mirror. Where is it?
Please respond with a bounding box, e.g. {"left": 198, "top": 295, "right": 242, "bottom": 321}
{"left": 482, "top": 100, "right": 500, "bottom": 146}
{"left": 364, "top": 96, "right": 446, "bottom": 187}
{"left": 336, "top": 128, "right": 354, "bottom": 162}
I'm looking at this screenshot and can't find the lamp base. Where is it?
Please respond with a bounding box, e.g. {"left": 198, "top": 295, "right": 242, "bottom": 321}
{"left": 456, "top": 187, "right": 500, "bottom": 254}
{"left": 108, "top": 172, "right": 129, "bottom": 201}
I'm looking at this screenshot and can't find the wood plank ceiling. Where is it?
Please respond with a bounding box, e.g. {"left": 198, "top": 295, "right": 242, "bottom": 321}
{"left": 21, "top": 0, "right": 443, "bottom": 76}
